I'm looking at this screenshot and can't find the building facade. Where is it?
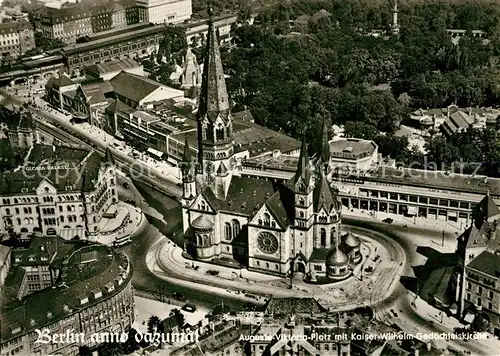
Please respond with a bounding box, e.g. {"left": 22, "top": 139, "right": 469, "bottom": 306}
{"left": 180, "top": 17, "right": 361, "bottom": 281}
{"left": 0, "top": 238, "right": 134, "bottom": 356}
{"left": 0, "top": 145, "right": 118, "bottom": 240}
{"left": 136, "top": 0, "right": 192, "bottom": 24}
{"left": 454, "top": 194, "right": 500, "bottom": 337}
{"left": 0, "top": 20, "right": 35, "bottom": 59}
{"left": 36, "top": 6, "right": 93, "bottom": 44}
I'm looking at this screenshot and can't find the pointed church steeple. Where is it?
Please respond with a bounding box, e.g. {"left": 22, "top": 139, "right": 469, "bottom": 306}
{"left": 104, "top": 147, "right": 115, "bottom": 165}
{"left": 294, "top": 141, "right": 311, "bottom": 184}
{"left": 196, "top": 2, "right": 235, "bottom": 200}
{"left": 198, "top": 8, "right": 230, "bottom": 122}
{"left": 319, "top": 117, "right": 330, "bottom": 166}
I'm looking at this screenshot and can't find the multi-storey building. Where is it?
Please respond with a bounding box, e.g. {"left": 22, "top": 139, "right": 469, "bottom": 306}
{"left": 36, "top": 5, "right": 93, "bottom": 44}
{"left": 0, "top": 237, "right": 134, "bottom": 356}
{"left": 0, "top": 20, "right": 35, "bottom": 59}
{"left": 0, "top": 245, "right": 11, "bottom": 290}
{"left": 91, "top": 1, "right": 127, "bottom": 33}
{"left": 136, "top": 0, "right": 192, "bottom": 24}
{"left": 454, "top": 194, "right": 500, "bottom": 337}
{"left": 0, "top": 106, "right": 39, "bottom": 150}
{"left": 0, "top": 144, "right": 118, "bottom": 240}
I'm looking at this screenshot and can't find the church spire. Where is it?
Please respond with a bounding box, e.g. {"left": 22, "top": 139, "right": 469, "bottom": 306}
{"left": 198, "top": 6, "right": 230, "bottom": 121}
{"left": 294, "top": 141, "right": 311, "bottom": 184}
{"left": 319, "top": 117, "right": 330, "bottom": 165}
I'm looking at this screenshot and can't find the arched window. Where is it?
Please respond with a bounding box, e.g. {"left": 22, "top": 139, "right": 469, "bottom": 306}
{"left": 16, "top": 218, "right": 21, "bottom": 225}
{"left": 330, "top": 227, "right": 336, "bottom": 245}
{"left": 300, "top": 211, "right": 304, "bottom": 218}
{"left": 320, "top": 228, "right": 326, "bottom": 247}
{"left": 5, "top": 208, "right": 10, "bottom": 215}
{"left": 216, "top": 127, "right": 224, "bottom": 141}
{"left": 299, "top": 198, "right": 305, "bottom": 206}
{"left": 224, "top": 222, "right": 231, "bottom": 240}
{"left": 263, "top": 213, "right": 271, "bottom": 226}
{"left": 232, "top": 220, "right": 240, "bottom": 238}
{"left": 258, "top": 219, "right": 262, "bottom": 225}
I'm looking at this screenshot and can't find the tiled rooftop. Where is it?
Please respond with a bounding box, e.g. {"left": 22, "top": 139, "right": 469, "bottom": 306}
{"left": 1, "top": 239, "right": 131, "bottom": 342}
{"left": 468, "top": 250, "right": 500, "bottom": 277}
{"left": 85, "top": 58, "right": 141, "bottom": 76}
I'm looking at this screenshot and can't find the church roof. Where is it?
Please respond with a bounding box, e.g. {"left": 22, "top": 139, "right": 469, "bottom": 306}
{"left": 201, "top": 177, "right": 294, "bottom": 225}
{"left": 182, "top": 135, "right": 191, "bottom": 162}
{"left": 326, "top": 247, "right": 349, "bottom": 267}
{"left": 191, "top": 214, "right": 214, "bottom": 229}
{"left": 197, "top": 17, "right": 230, "bottom": 123}
{"left": 313, "top": 170, "right": 340, "bottom": 213}
{"left": 217, "top": 162, "right": 228, "bottom": 175}
{"left": 344, "top": 231, "right": 360, "bottom": 247}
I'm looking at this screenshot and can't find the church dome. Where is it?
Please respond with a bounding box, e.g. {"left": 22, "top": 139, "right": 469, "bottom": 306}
{"left": 191, "top": 215, "right": 214, "bottom": 230}
{"left": 326, "top": 247, "right": 349, "bottom": 267}
{"left": 344, "top": 231, "right": 360, "bottom": 247}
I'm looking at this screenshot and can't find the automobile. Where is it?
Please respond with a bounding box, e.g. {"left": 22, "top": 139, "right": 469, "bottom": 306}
{"left": 206, "top": 270, "right": 219, "bottom": 276}
{"left": 382, "top": 218, "right": 394, "bottom": 224}
{"left": 243, "top": 303, "right": 258, "bottom": 311}
{"left": 182, "top": 304, "right": 197, "bottom": 312}
{"left": 364, "top": 266, "right": 374, "bottom": 273}
{"left": 123, "top": 182, "right": 130, "bottom": 189}
{"left": 172, "top": 292, "right": 186, "bottom": 301}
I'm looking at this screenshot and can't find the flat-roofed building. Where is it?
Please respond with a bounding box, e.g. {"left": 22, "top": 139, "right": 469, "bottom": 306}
{"left": 328, "top": 138, "right": 379, "bottom": 173}
{"left": 136, "top": 0, "right": 192, "bottom": 25}
{"left": 333, "top": 166, "right": 500, "bottom": 227}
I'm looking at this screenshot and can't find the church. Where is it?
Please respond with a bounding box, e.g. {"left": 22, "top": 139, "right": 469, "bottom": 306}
{"left": 180, "top": 16, "right": 362, "bottom": 282}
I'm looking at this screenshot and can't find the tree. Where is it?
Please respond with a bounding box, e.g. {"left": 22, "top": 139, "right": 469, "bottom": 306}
{"left": 169, "top": 308, "right": 185, "bottom": 327}
{"left": 157, "top": 26, "right": 188, "bottom": 64}
{"left": 78, "top": 346, "right": 92, "bottom": 356}
{"left": 147, "top": 315, "right": 161, "bottom": 333}
{"left": 97, "top": 342, "right": 123, "bottom": 356}
{"left": 122, "top": 328, "right": 141, "bottom": 354}
{"left": 470, "top": 313, "right": 490, "bottom": 333}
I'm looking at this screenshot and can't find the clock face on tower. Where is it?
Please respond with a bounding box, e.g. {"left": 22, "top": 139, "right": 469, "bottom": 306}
{"left": 257, "top": 232, "right": 279, "bottom": 254}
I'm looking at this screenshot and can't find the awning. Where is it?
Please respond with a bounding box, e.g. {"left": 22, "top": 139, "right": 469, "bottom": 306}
{"left": 146, "top": 147, "right": 164, "bottom": 159}
{"left": 407, "top": 206, "right": 417, "bottom": 216}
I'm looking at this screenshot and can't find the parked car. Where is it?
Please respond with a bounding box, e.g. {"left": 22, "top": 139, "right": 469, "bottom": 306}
{"left": 207, "top": 270, "right": 219, "bottom": 276}
{"left": 172, "top": 292, "right": 186, "bottom": 301}
{"left": 123, "top": 182, "right": 130, "bottom": 189}
{"left": 182, "top": 304, "right": 197, "bottom": 312}
{"left": 382, "top": 218, "right": 394, "bottom": 224}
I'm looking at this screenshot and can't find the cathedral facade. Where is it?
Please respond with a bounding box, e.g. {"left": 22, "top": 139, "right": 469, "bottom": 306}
{"left": 180, "top": 17, "right": 362, "bottom": 282}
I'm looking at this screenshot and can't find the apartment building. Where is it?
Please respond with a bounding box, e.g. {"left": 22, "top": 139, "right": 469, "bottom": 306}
{"left": 0, "top": 144, "right": 118, "bottom": 240}
{"left": 0, "top": 20, "right": 35, "bottom": 59}
{"left": 37, "top": 5, "right": 93, "bottom": 44}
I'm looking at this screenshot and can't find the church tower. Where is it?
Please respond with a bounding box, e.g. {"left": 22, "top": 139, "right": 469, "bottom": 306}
{"left": 293, "top": 142, "right": 315, "bottom": 260}
{"left": 181, "top": 137, "right": 196, "bottom": 233}
{"left": 196, "top": 8, "right": 235, "bottom": 199}
{"left": 181, "top": 136, "right": 196, "bottom": 202}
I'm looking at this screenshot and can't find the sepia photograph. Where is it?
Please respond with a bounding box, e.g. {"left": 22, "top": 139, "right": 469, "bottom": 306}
{"left": 0, "top": 0, "right": 500, "bottom": 355}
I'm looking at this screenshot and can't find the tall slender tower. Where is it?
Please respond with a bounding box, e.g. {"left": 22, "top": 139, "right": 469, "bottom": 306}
{"left": 196, "top": 7, "right": 234, "bottom": 199}
{"left": 391, "top": 0, "right": 400, "bottom": 35}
